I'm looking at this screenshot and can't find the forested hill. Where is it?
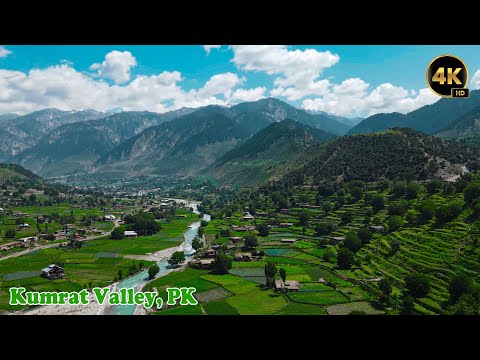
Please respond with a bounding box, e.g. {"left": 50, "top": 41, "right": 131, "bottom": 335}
{"left": 205, "top": 119, "right": 335, "bottom": 187}
{"left": 281, "top": 128, "right": 480, "bottom": 185}
{"left": 0, "top": 163, "right": 41, "bottom": 181}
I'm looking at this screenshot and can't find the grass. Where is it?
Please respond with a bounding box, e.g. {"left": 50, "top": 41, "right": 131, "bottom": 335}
{"left": 203, "top": 300, "right": 239, "bottom": 315}
{"left": 275, "top": 303, "right": 326, "bottom": 315}
{"left": 326, "top": 301, "right": 384, "bottom": 315}
{"left": 155, "top": 305, "right": 204, "bottom": 315}
{"left": 287, "top": 290, "right": 350, "bottom": 305}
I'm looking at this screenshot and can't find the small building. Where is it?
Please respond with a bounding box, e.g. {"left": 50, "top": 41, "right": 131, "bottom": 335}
{"left": 197, "top": 259, "right": 215, "bottom": 269}
{"left": 330, "top": 236, "right": 346, "bottom": 244}
{"left": 212, "top": 244, "right": 222, "bottom": 250}
{"left": 243, "top": 214, "right": 255, "bottom": 221}
{"left": 17, "top": 223, "right": 31, "bottom": 229}
{"left": 41, "top": 264, "right": 65, "bottom": 280}
{"left": 204, "top": 249, "right": 216, "bottom": 258}
{"left": 369, "top": 225, "right": 385, "bottom": 233}
{"left": 279, "top": 223, "right": 293, "bottom": 228}
{"left": 234, "top": 253, "right": 253, "bottom": 262}
{"left": 231, "top": 225, "right": 257, "bottom": 232}
{"left": 104, "top": 214, "right": 116, "bottom": 222}
{"left": 124, "top": 231, "right": 138, "bottom": 237}
{"left": 1, "top": 241, "right": 21, "bottom": 251}
{"left": 281, "top": 238, "right": 297, "bottom": 244}
{"left": 230, "top": 236, "right": 244, "bottom": 243}
{"left": 275, "top": 280, "right": 300, "bottom": 292}
{"left": 0, "top": 207, "right": 4, "bottom": 212}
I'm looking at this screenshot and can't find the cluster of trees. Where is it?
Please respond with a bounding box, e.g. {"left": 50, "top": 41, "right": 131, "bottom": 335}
{"left": 123, "top": 212, "right": 162, "bottom": 236}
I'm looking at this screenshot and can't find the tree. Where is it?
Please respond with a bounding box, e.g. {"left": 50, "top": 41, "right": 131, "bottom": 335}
{"left": 299, "top": 211, "right": 310, "bottom": 226}
{"left": 148, "top": 264, "right": 160, "bottom": 279}
{"left": 388, "top": 199, "right": 408, "bottom": 216}
{"left": 314, "top": 222, "right": 335, "bottom": 236}
{"left": 449, "top": 273, "right": 473, "bottom": 303}
{"left": 322, "top": 247, "right": 335, "bottom": 262}
{"left": 322, "top": 201, "right": 331, "bottom": 214}
{"left": 392, "top": 181, "right": 407, "bottom": 198}
{"left": 110, "top": 227, "right": 125, "bottom": 240}
{"left": 405, "top": 183, "right": 420, "bottom": 200}
{"left": 436, "top": 202, "right": 462, "bottom": 224}
{"left": 378, "top": 278, "right": 392, "bottom": 301}
{"left": 117, "top": 269, "right": 123, "bottom": 280}
{"left": 279, "top": 268, "right": 287, "bottom": 283}
{"left": 29, "top": 194, "right": 37, "bottom": 203}
{"left": 448, "top": 294, "right": 479, "bottom": 315}
{"left": 371, "top": 195, "right": 385, "bottom": 213}
{"left": 344, "top": 231, "right": 362, "bottom": 252}
{"left": 341, "top": 211, "right": 353, "bottom": 224}
{"left": 264, "top": 261, "right": 277, "bottom": 288}
{"left": 337, "top": 248, "right": 354, "bottom": 269}
{"left": 5, "top": 229, "right": 16, "bottom": 238}
{"left": 219, "top": 228, "right": 230, "bottom": 237}
{"left": 404, "top": 273, "right": 430, "bottom": 298}
{"left": 214, "top": 253, "right": 232, "bottom": 274}
{"left": 389, "top": 238, "right": 401, "bottom": 255}
{"left": 350, "top": 187, "right": 363, "bottom": 202}
{"left": 192, "top": 236, "right": 203, "bottom": 251}
{"left": 168, "top": 251, "right": 186, "bottom": 267}
{"left": 417, "top": 200, "right": 436, "bottom": 223}
{"left": 256, "top": 223, "right": 270, "bottom": 237}
{"left": 463, "top": 182, "right": 480, "bottom": 205}
{"left": 357, "top": 228, "right": 372, "bottom": 244}
{"left": 388, "top": 215, "right": 403, "bottom": 232}
{"left": 401, "top": 293, "right": 415, "bottom": 314}
{"left": 244, "top": 232, "right": 258, "bottom": 248}
{"left": 426, "top": 180, "right": 442, "bottom": 195}
{"left": 200, "top": 220, "right": 208, "bottom": 227}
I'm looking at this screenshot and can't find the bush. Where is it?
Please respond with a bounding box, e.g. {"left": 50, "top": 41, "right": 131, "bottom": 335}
{"left": 388, "top": 215, "right": 403, "bottom": 232}
{"left": 5, "top": 229, "right": 16, "bottom": 238}
{"left": 357, "top": 228, "right": 372, "bottom": 244}
{"left": 337, "top": 248, "right": 354, "bottom": 269}
{"left": 417, "top": 200, "right": 436, "bottom": 223}
{"left": 371, "top": 195, "right": 385, "bottom": 213}
{"left": 344, "top": 231, "right": 362, "bottom": 252}
{"left": 314, "top": 222, "right": 335, "bottom": 236}
{"left": 341, "top": 211, "right": 353, "bottom": 224}
{"left": 110, "top": 227, "right": 125, "bottom": 240}
{"left": 404, "top": 273, "right": 430, "bottom": 298}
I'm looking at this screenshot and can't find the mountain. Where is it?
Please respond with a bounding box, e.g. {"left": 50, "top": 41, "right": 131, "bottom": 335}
{"left": 13, "top": 111, "right": 162, "bottom": 177}
{"left": 204, "top": 119, "right": 336, "bottom": 187}
{"left": 348, "top": 90, "right": 480, "bottom": 135}
{"left": 0, "top": 108, "right": 107, "bottom": 160}
{"left": 309, "top": 110, "right": 363, "bottom": 127}
{"left": 230, "top": 98, "right": 351, "bottom": 135}
{"left": 96, "top": 107, "right": 255, "bottom": 178}
{"left": 0, "top": 113, "right": 19, "bottom": 122}
{"left": 282, "top": 128, "right": 480, "bottom": 185}
{"left": 0, "top": 163, "right": 41, "bottom": 182}
{"left": 436, "top": 105, "right": 480, "bottom": 138}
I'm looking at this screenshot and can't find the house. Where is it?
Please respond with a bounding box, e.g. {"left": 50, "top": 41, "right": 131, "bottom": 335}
{"left": 281, "top": 238, "right": 297, "bottom": 244}
{"left": 196, "top": 259, "right": 215, "bottom": 269}
{"left": 104, "top": 214, "right": 116, "bottom": 222}
{"left": 204, "top": 249, "right": 216, "bottom": 258}
{"left": 124, "top": 231, "right": 138, "bottom": 237}
{"left": 330, "top": 236, "right": 346, "bottom": 244}
{"left": 279, "top": 223, "right": 293, "bottom": 228}
{"left": 369, "top": 225, "right": 385, "bottom": 233}
{"left": 1, "top": 241, "right": 21, "bottom": 251}
{"left": 212, "top": 244, "right": 222, "bottom": 250}
{"left": 0, "top": 207, "right": 4, "bottom": 212}
{"left": 274, "top": 280, "right": 300, "bottom": 292}
{"left": 230, "top": 236, "right": 244, "bottom": 243}
{"left": 41, "top": 264, "right": 65, "bottom": 280}
{"left": 17, "top": 223, "right": 31, "bottom": 229}
{"left": 234, "top": 253, "right": 253, "bottom": 262}
{"left": 243, "top": 213, "right": 255, "bottom": 221}
{"left": 231, "top": 225, "right": 256, "bottom": 232}
{"left": 256, "top": 211, "right": 268, "bottom": 217}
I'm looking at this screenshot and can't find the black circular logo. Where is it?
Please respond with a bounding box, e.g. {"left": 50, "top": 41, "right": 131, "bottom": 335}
{"left": 426, "top": 55, "right": 468, "bottom": 98}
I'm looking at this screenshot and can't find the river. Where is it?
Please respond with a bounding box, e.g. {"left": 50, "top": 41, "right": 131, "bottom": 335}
{"left": 112, "top": 202, "right": 210, "bottom": 315}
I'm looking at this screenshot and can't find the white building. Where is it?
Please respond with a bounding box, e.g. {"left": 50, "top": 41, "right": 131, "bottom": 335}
{"left": 124, "top": 231, "right": 138, "bottom": 237}
{"left": 104, "top": 214, "right": 116, "bottom": 222}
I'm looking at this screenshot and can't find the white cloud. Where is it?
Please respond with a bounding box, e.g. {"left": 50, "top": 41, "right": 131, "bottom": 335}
{"left": 301, "top": 78, "right": 439, "bottom": 117}
{"left": 230, "top": 45, "right": 339, "bottom": 101}
{"left": 203, "top": 45, "right": 222, "bottom": 54}
{"left": 231, "top": 87, "right": 267, "bottom": 102}
{"left": 472, "top": 69, "right": 480, "bottom": 89}
{"left": 0, "top": 46, "right": 12, "bottom": 58}
{"left": 90, "top": 50, "right": 137, "bottom": 84}
{"left": 0, "top": 61, "right": 257, "bottom": 115}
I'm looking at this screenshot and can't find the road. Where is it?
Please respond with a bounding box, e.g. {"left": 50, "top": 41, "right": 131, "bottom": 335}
{"left": 0, "top": 219, "right": 120, "bottom": 262}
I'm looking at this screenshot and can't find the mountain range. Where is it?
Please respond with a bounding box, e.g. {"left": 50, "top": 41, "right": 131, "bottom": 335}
{"left": 2, "top": 92, "right": 480, "bottom": 186}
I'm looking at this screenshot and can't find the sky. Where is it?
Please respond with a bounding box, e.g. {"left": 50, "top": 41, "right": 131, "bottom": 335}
{"left": 0, "top": 45, "right": 479, "bottom": 117}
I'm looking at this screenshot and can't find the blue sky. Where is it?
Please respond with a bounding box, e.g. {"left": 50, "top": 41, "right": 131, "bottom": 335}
{"left": 1, "top": 45, "right": 479, "bottom": 117}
